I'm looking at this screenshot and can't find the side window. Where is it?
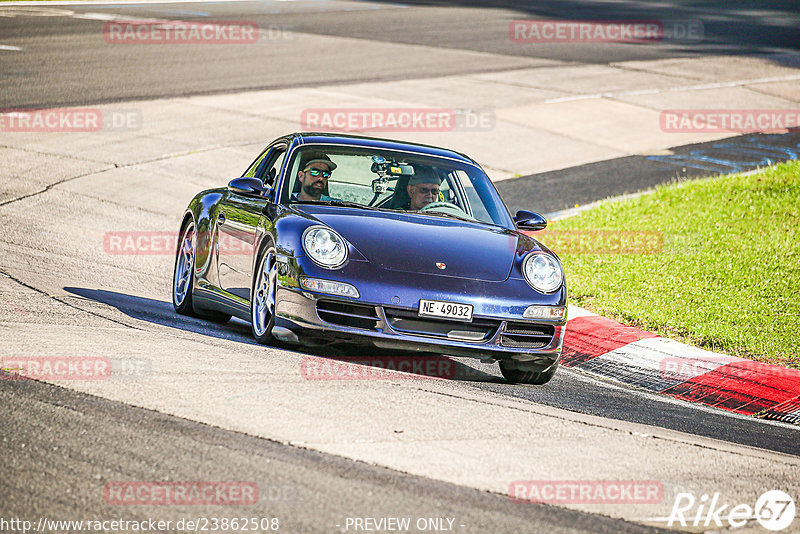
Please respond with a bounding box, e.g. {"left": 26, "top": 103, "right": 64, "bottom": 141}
{"left": 455, "top": 170, "right": 488, "bottom": 221}
{"left": 243, "top": 149, "right": 270, "bottom": 178}
{"left": 263, "top": 149, "right": 286, "bottom": 188}
{"left": 244, "top": 145, "right": 288, "bottom": 201}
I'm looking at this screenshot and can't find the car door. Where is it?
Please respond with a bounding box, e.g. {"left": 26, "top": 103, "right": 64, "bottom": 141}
{"left": 217, "top": 142, "right": 286, "bottom": 300}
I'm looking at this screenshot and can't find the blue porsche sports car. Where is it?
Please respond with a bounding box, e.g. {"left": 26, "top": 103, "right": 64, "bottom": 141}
{"left": 173, "top": 133, "right": 566, "bottom": 384}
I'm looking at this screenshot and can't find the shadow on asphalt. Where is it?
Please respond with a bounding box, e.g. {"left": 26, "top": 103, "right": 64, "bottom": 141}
{"left": 63, "top": 287, "right": 502, "bottom": 384}
{"left": 57, "top": 290, "right": 800, "bottom": 455}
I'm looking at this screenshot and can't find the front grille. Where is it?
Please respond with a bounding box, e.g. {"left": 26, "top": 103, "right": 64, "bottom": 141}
{"left": 500, "top": 323, "right": 555, "bottom": 348}
{"left": 384, "top": 307, "right": 501, "bottom": 342}
{"left": 316, "top": 300, "right": 379, "bottom": 330}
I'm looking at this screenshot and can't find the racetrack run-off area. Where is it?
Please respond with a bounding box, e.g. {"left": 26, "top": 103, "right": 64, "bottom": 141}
{"left": 2, "top": 1, "right": 800, "bottom": 532}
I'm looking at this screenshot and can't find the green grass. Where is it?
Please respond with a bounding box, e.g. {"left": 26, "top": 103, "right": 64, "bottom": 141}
{"left": 541, "top": 160, "right": 800, "bottom": 368}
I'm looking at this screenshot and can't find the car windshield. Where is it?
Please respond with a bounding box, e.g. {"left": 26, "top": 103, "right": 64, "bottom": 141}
{"left": 282, "top": 145, "right": 515, "bottom": 228}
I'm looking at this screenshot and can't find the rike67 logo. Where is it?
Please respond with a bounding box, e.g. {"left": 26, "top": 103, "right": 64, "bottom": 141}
{"left": 666, "top": 490, "right": 795, "bottom": 531}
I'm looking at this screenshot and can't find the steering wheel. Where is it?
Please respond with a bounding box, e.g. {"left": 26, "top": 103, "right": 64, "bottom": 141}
{"left": 419, "top": 201, "right": 474, "bottom": 219}
{"left": 420, "top": 201, "right": 457, "bottom": 211}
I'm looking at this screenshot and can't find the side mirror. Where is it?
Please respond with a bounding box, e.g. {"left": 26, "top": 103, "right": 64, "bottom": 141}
{"left": 228, "top": 177, "right": 268, "bottom": 198}
{"left": 514, "top": 210, "right": 547, "bottom": 231}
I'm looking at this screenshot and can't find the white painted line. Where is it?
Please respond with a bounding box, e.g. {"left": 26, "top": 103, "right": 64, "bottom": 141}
{"left": 546, "top": 93, "right": 605, "bottom": 103}
{"left": 72, "top": 12, "right": 128, "bottom": 20}
{"left": 0, "top": 6, "right": 75, "bottom": 16}
{"left": 544, "top": 73, "right": 800, "bottom": 104}
{"left": 0, "top": 45, "right": 23, "bottom": 51}
{"left": 72, "top": 12, "right": 169, "bottom": 22}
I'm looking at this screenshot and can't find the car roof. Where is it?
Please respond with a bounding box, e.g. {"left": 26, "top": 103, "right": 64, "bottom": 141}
{"left": 288, "top": 132, "right": 478, "bottom": 166}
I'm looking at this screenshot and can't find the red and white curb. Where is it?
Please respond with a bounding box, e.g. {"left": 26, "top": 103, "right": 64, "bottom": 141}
{"left": 562, "top": 305, "right": 800, "bottom": 425}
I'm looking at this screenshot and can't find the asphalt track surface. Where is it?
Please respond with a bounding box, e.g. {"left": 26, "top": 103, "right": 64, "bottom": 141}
{"left": 55, "top": 281, "right": 800, "bottom": 456}
{"left": 2, "top": 376, "right": 667, "bottom": 534}
{"left": 1, "top": 0, "right": 800, "bottom": 108}
{"left": 2, "top": 0, "right": 800, "bottom": 531}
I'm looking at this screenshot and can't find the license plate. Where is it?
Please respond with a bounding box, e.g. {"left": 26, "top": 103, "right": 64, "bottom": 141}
{"left": 418, "top": 300, "right": 473, "bottom": 322}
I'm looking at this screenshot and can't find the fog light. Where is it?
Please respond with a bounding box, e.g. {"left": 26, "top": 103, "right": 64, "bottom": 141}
{"left": 300, "top": 277, "right": 359, "bottom": 298}
{"left": 523, "top": 305, "right": 566, "bottom": 320}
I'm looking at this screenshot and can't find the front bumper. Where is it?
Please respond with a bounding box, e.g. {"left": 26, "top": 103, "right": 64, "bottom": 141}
{"left": 274, "top": 286, "right": 565, "bottom": 368}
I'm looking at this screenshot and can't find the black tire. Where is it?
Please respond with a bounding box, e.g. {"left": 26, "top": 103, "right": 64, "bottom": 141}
{"left": 499, "top": 360, "right": 558, "bottom": 385}
{"left": 172, "top": 219, "right": 231, "bottom": 323}
{"left": 250, "top": 242, "right": 278, "bottom": 344}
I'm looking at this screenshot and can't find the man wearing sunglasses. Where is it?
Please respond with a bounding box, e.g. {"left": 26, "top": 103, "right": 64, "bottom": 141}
{"left": 293, "top": 152, "right": 339, "bottom": 202}
{"left": 407, "top": 166, "right": 443, "bottom": 210}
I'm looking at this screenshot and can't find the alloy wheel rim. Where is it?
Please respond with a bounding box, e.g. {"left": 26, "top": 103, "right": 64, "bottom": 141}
{"left": 253, "top": 250, "right": 277, "bottom": 336}
{"left": 173, "top": 224, "right": 195, "bottom": 306}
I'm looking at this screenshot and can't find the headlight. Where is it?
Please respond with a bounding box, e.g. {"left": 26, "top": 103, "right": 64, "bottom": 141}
{"left": 522, "top": 252, "right": 563, "bottom": 293}
{"left": 302, "top": 226, "right": 348, "bottom": 268}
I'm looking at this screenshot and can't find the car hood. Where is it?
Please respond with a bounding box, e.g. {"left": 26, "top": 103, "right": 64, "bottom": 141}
{"left": 299, "top": 206, "right": 517, "bottom": 282}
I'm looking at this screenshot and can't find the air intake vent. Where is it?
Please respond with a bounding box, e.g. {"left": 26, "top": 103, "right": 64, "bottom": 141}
{"left": 500, "top": 323, "right": 555, "bottom": 348}
{"left": 316, "top": 301, "right": 379, "bottom": 330}
{"left": 384, "top": 307, "right": 500, "bottom": 341}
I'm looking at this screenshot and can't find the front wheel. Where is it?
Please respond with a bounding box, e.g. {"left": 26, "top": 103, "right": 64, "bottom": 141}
{"left": 173, "top": 221, "right": 197, "bottom": 315}
{"left": 499, "top": 360, "right": 558, "bottom": 385}
{"left": 251, "top": 245, "right": 278, "bottom": 344}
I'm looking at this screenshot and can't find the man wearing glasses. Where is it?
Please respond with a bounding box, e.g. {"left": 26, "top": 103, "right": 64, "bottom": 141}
{"left": 293, "top": 152, "right": 339, "bottom": 202}
{"left": 407, "top": 166, "right": 443, "bottom": 210}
